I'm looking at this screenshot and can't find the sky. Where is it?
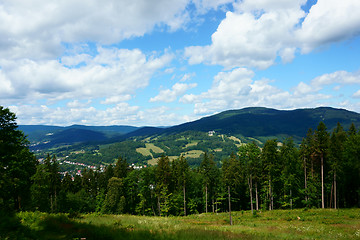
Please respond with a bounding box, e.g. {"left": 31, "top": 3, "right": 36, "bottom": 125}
{"left": 1, "top": 0, "right": 360, "bottom": 127}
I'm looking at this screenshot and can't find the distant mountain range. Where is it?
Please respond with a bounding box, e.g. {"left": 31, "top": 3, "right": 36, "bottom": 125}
{"left": 20, "top": 107, "right": 360, "bottom": 150}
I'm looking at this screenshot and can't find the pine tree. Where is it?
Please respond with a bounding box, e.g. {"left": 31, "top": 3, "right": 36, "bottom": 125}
{"left": 200, "top": 153, "right": 218, "bottom": 213}
{"left": 279, "top": 138, "right": 301, "bottom": 209}
{"left": 102, "top": 177, "right": 126, "bottom": 214}
{"left": 172, "top": 155, "right": 189, "bottom": 216}
{"left": 0, "top": 106, "right": 37, "bottom": 211}
{"left": 261, "top": 139, "right": 279, "bottom": 210}
{"left": 329, "top": 123, "right": 346, "bottom": 209}
{"left": 155, "top": 155, "right": 172, "bottom": 216}
{"left": 314, "top": 122, "right": 329, "bottom": 209}
{"left": 239, "top": 142, "right": 261, "bottom": 213}
{"left": 222, "top": 153, "right": 240, "bottom": 224}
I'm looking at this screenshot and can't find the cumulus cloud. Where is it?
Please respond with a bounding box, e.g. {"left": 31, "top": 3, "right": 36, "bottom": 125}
{"left": 182, "top": 67, "right": 342, "bottom": 115}
{"left": 150, "top": 82, "right": 197, "bottom": 103}
{"left": 0, "top": 0, "right": 192, "bottom": 59}
{"left": 296, "top": 0, "right": 360, "bottom": 53}
{"left": 352, "top": 90, "right": 360, "bottom": 99}
{"left": 310, "top": 70, "right": 360, "bottom": 89}
{"left": 185, "top": 0, "right": 360, "bottom": 69}
{"left": 185, "top": 0, "right": 305, "bottom": 69}
{"left": 0, "top": 47, "right": 173, "bottom": 104}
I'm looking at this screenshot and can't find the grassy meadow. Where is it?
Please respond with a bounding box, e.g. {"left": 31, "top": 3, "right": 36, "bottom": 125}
{"left": 7, "top": 209, "right": 360, "bottom": 239}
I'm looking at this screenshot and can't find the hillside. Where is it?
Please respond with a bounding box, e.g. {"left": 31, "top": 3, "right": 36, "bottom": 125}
{"left": 128, "top": 107, "right": 360, "bottom": 139}
{"left": 20, "top": 106, "right": 360, "bottom": 171}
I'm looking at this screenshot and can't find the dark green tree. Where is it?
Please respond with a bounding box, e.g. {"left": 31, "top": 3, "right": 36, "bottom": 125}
{"left": 200, "top": 153, "right": 219, "bottom": 213}
{"left": 222, "top": 153, "right": 240, "bottom": 224}
{"left": 239, "top": 142, "right": 261, "bottom": 213}
{"left": 279, "top": 138, "right": 301, "bottom": 209}
{"left": 114, "top": 156, "right": 128, "bottom": 179}
{"left": 155, "top": 155, "right": 172, "bottom": 216}
{"left": 314, "top": 122, "right": 329, "bottom": 209}
{"left": 261, "top": 139, "right": 279, "bottom": 210}
{"left": 329, "top": 123, "right": 346, "bottom": 209}
{"left": 102, "top": 177, "right": 126, "bottom": 214}
{"left": 0, "top": 106, "right": 37, "bottom": 211}
{"left": 31, "top": 154, "right": 61, "bottom": 212}
{"left": 172, "top": 155, "right": 190, "bottom": 216}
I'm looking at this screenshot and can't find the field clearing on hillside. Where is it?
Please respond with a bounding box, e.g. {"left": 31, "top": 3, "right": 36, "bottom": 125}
{"left": 148, "top": 156, "right": 179, "bottom": 165}
{"left": 184, "top": 141, "right": 199, "bottom": 148}
{"left": 15, "top": 209, "right": 360, "bottom": 240}
{"left": 229, "top": 136, "right": 243, "bottom": 147}
{"left": 136, "top": 143, "right": 164, "bottom": 157}
{"left": 183, "top": 150, "right": 204, "bottom": 158}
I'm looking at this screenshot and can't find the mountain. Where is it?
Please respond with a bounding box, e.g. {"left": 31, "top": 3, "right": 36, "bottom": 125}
{"left": 20, "top": 107, "right": 360, "bottom": 151}
{"left": 126, "top": 107, "right": 360, "bottom": 140}
{"left": 19, "top": 124, "right": 139, "bottom": 150}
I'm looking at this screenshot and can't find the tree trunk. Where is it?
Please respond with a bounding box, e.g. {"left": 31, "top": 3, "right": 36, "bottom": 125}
{"left": 334, "top": 170, "right": 337, "bottom": 209}
{"left": 212, "top": 198, "right": 214, "bottom": 213}
{"left": 228, "top": 186, "right": 233, "bottom": 225}
{"left": 157, "top": 196, "right": 161, "bottom": 216}
{"left": 304, "top": 156, "right": 308, "bottom": 203}
{"left": 321, "top": 153, "right": 324, "bottom": 209}
{"left": 255, "top": 182, "right": 259, "bottom": 211}
{"left": 17, "top": 196, "right": 21, "bottom": 210}
{"left": 248, "top": 175, "right": 253, "bottom": 214}
{"left": 330, "top": 183, "right": 333, "bottom": 208}
{"left": 50, "top": 195, "right": 53, "bottom": 213}
{"left": 269, "top": 178, "right": 272, "bottom": 211}
{"left": 205, "top": 184, "right": 208, "bottom": 213}
{"left": 183, "top": 184, "right": 186, "bottom": 216}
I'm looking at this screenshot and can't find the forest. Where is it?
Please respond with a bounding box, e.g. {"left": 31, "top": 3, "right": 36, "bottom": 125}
{"left": 1, "top": 105, "right": 360, "bottom": 219}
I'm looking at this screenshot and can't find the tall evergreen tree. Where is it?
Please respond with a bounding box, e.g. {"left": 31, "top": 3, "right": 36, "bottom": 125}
{"left": 0, "top": 106, "right": 37, "bottom": 211}
{"left": 329, "top": 123, "right": 346, "bottom": 209}
{"left": 200, "top": 153, "right": 218, "bottom": 213}
{"left": 261, "top": 139, "right": 279, "bottom": 210}
{"left": 222, "top": 153, "right": 240, "bottom": 224}
{"left": 314, "top": 122, "right": 329, "bottom": 208}
{"left": 279, "top": 138, "right": 301, "bottom": 209}
{"left": 172, "top": 155, "right": 190, "bottom": 216}
{"left": 155, "top": 155, "right": 172, "bottom": 216}
{"left": 102, "top": 177, "right": 126, "bottom": 214}
{"left": 239, "top": 142, "right": 261, "bottom": 213}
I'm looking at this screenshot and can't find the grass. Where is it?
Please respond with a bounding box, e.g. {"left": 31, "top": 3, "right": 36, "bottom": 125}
{"left": 184, "top": 141, "right": 199, "bottom": 148}
{"left": 137, "top": 143, "right": 164, "bottom": 157}
{"left": 182, "top": 150, "right": 204, "bottom": 158}
{"left": 11, "top": 209, "right": 360, "bottom": 240}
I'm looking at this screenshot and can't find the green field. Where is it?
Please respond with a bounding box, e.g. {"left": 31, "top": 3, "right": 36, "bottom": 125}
{"left": 136, "top": 143, "right": 165, "bottom": 157}
{"left": 9, "top": 209, "right": 360, "bottom": 240}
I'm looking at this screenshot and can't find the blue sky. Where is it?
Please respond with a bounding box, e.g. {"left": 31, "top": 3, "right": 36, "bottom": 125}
{"left": 1, "top": 0, "right": 360, "bottom": 126}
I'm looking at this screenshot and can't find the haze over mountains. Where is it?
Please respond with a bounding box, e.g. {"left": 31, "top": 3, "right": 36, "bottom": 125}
{"left": 19, "top": 107, "right": 360, "bottom": 150}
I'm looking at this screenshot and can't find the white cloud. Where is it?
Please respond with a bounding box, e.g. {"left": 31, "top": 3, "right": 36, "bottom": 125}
{"left": 185, "top": 0, "right": 360, "bottom": 70}
{"left": 0, "top": 47, "right": 173, "bottom": 104}
{"left": 150, "top": 82, "right": 197, "bottom": 103}
{"left": 185, "top": 1, "right": 305, "bottom": 69}
{"left": 352, "top": 90, "right": 360, "bottom": 98}
{"left": 0, "top": 0, "right": 192, "bottom": 60}
{"left": 310, "top": 70, "right": 360, "bottom": 89}
{"left": 100, "top": 95, "right": 132, "bottom": 105}
{"left": 296, "top": 0, "right": 360, "bottom": 53}
{"left": 183, "top": 67, "right": 339, "bottom": 115}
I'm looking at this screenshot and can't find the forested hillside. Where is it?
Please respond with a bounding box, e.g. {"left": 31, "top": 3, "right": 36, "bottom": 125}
{"left": 2, "top": 106, "right": 360, "bottom": 220}
{"left": 20, "top": 106, "right": 360, "bottom": 175}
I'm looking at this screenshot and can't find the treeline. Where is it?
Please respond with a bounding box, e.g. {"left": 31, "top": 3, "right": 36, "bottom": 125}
{"left": 1, "top": 106, "right": 360, "bottom": 217}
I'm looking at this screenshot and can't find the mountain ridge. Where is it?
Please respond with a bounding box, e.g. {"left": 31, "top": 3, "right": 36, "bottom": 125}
{"left": 20, "top": 107, "right": 360, "bottom": 150}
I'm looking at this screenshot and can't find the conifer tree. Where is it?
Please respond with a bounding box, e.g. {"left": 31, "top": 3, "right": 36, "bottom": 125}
{"left": 314, "top": 122, "right": 329, "bottom": 208}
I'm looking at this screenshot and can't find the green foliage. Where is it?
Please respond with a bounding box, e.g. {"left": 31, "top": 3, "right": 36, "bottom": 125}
{"left": 0, "top": 106, "right": 37, "bottom": 211}
{"left": 102, "top": 177, "right": 126, "bottom": 214}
